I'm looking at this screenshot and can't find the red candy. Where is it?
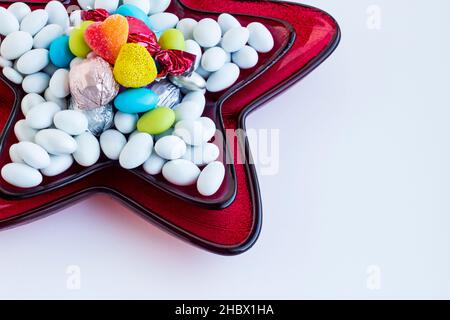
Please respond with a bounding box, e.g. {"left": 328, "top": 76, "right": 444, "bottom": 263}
{"left": 127, "top": 17, "right": 152, "bottom": 38}
{"left": 154, "top": 50, "right": 196, "bottom": 77}
{"left": 81, "top": 9, "right": 109, "bottom": 22}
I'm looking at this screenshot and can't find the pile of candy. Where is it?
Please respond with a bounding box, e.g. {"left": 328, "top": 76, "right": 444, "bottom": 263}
{"left": 0, "top": 0, "right": 274, "bottom": 197}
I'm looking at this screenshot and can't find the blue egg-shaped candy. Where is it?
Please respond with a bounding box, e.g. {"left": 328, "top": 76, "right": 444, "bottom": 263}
{"left": 49, "top": 35, "right": 75, "bottom": 68}
{"left": 115, "top": 4, "right": 152, "bottom": 28}
{"left": 114, "top": 88, "right": 159, "bottom": 114}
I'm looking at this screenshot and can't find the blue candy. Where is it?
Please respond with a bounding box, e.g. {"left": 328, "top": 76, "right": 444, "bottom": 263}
{"left": 49, "top": 35, "right": 75, "bottom": 68}
{"left": 114, "top": 88, "right": 159, "bottom": 114}
{"left": 115, "top": 4, "right": 152, "bottom": 28}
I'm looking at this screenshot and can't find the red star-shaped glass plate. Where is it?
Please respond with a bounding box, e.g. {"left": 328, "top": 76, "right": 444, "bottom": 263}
{"left": 0, "top": 0, "right": 340, "bottom": 255}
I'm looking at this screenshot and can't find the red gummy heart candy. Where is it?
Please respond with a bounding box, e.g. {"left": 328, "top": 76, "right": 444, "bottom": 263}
{"left": 84, "top": 14, "right": 129, "bottom": 64}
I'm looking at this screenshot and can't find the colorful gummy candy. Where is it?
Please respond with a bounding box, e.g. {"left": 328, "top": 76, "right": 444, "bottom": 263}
{"left": 113, "top": 43, "right": 157, "bottom": 88}
{"left": 84, "top": 14, "right": 129, "bottom": 64}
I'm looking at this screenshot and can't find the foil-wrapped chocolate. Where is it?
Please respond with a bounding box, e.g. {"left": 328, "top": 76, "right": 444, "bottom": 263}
{"left": 69, "top": 56, "right": 119, "bottom": 110}
{"left": 169, "top": 72, "right": 206, "bottom": 92}
{"left": 147, "top": 80, "right": 182, "bottom": 108}
{"left": 69, "top": 98, "right": 114, "bottom": 136}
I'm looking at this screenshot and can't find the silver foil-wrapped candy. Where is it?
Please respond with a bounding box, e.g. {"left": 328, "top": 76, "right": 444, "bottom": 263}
{"left": 169, "top": 72, "right": 206, "bottom": 92}
{"left": 69, "top": 56, "right": 119, "bottom": 110}
{"left": 69, "top": 98, "right": 114, "bottom": 136}
{"left": 147, "top": 80, "right": 182, "bottom": 109}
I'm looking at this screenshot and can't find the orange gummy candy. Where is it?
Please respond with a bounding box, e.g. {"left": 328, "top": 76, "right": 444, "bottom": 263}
{"left": 84, "top": 14, "right": 129, "bottom": 65}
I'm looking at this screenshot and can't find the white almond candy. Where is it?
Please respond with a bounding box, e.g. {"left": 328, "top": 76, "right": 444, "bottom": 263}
{"left": 26, "top": 101, "right": 61, "bottom": 129}
{"left": 20, "top": 9, "right": 48, "bottom": 36}
{"left": 247, "top": 22, "right": 274, "bottom": 53}
{"left": 22, "top": 72, "right": 50, "bottom": 94}
{"left": 232, "top": 45, "right": 258, "bottom": 69}
{"left": 44, "top": 88, "right": 67, "bottom": 109}
{"left": 21, "top": 93, "right": 45, "bottom": 116}
{"left": 197, "top": 161, "right": 225, "bottom": 196}
{"left": 0, "top": 7, "right": 19, "bottom": 36}
{"left": 206, "top": 63, "right": 240, "bottom": 92}
{"left": 7, "top": 2, "right": 31, "bottom": 23}
{"left": 9, "top": 144, "right": 24, "bottom": 163}
{"left": 173, "top": 119, "right": 205, "bottom": 146}
{"left": 0, "top": 57, "right": 13, "bottom": 68}
{"left": 33, "top": 24, "right": 63, "bottom": 49}
{"left": 3, "top": 67, "right": 23, "bottom": 85}
{"left": 148, "top": 0, "right": 171, "bottom": 14}
{"left": 176, "top": 18, "right": 197, "bottom": 40}
{"left": 0, "top": 31, "right": 33, "bottom": 60}
{"left": 143, "top": 153, "right": 166, "bottom": 175}
{"left": 162, "top": 159, "right": 200, "bottom": 186}
{"left": 69, "top": 10, "right": 83, "bottom": 27}
{"left": 221, "top": 27, "right": 249, "bottom": 53}
{"left": 114, "top": 111, "right": 138, "bottom": 134}
{"left": 119, "top": 133, "right": 153, "bottom": 169}
{"left": 1, "top": 163, "right": 43, "bottom": 188}
{"left": 49, "top": 69, "right": 70, "bottom": 98}
{"left": 184, "top": 39, "right": 202, "bottom": 69}
{"left": 35, "top": 129, "right": 77, "bottom": 155}
{"left": 73, "top": 132, "right": 100, "bottom": 167}
{"left": 14, "top": 120, "right": 37, "bottom": 142}
{"left": 54, "top": 110, "right": 88, "bottom": 135}
{"left": 45, "top": 1, "right": 69, "bottom": 29}
{"left": 41, "top": 154, "right": 73, "bottom": 177}
{"left": 193, "top": 18, "right": 221, "bottom": 48}
{"left": 173, "top": 101, "right": 204, "bottom": 122}
{"left": 155, "top": 135, "right": 186, "bottom": 160}
{"left": 100, "top": 129, "right": 127, "bottom": 160}
{"left": 182, "top": 91, "right": 206, "bottom": 109}
{"left": 94, "top": 0, "right": 119, "bottom": 13}
{"left": 16, "top": 49, "right": 49, "bottom": 75}
{"left": 198, "top": 116, "right": 216, "bottom": 142}
{"left": 218, "top": 13, "right": 241, "bottom": 34}
{"left": 77, "top": 0, "right": 95, "bottom": 10}
{"left": 123, "top": 0, "right": 150, "bottom": 14}
{"left": 16, "top": 141, "right": 51, "bottom": 169}
{"left": 148, "top": 12, "right": 179, "bottom": 32}
{"left": 183, "top": 143, "right": 220, "bottom": 166}
{"left": 201, "top": 47, "right": 227, "bottom": 72}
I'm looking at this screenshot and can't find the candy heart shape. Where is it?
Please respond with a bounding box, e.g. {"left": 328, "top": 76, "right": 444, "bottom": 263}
{"left": 84, "top": 14, "right": 129, "bottom": 64}
{"left": 113, "top": 43, "right": 157, "bottom": 88}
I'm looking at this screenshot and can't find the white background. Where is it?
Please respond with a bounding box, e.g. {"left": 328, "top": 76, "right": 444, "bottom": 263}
{"left": 1, "top": 0, "right": 450, "bottom": 299}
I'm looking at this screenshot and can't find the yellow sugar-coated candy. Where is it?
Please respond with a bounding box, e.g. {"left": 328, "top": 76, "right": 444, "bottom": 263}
{"left": 69, "top": 20, "right": 94, "bottom": 58}
{"left": 113, "top": 43, "right": 157, "bottom": 88}
{"left": 158, "top": 29, "right": 186, "bottom": 51}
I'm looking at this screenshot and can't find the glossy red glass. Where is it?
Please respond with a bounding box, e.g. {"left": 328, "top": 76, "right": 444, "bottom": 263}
{"left": 0, "top": 0, "right": 340, "bottom": 254}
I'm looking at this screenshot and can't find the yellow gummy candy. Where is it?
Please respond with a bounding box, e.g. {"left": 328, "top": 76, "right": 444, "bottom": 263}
{"left": 113, "top": 43, "right": 157, "bottom": 88}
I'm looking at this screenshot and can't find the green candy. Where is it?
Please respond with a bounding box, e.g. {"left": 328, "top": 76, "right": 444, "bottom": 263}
{"left": 69, "top": 20, "right": 93, "bottom": 58}
{"left": 158, "top": 29, "right": 186, "bottom": 51}
{"left": 137, "top": 107, "right": 175, "bottom": 135}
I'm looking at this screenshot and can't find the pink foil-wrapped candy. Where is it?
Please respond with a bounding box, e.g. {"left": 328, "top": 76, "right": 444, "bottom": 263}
{"left": 69, "top": 56, "right": 119, "bottom": 110}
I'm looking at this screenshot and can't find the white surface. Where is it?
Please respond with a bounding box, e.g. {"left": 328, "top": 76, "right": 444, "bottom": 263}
{"left": 2, "top": 0, "right": 450, "bottom": 299}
